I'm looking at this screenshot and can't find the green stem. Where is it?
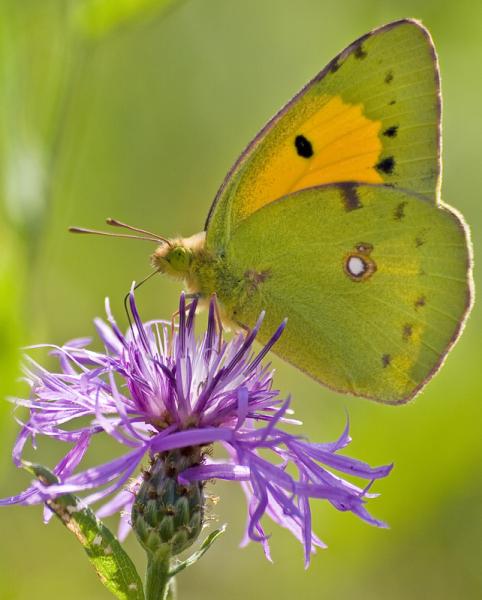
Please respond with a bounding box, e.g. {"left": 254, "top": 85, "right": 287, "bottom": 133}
{"left": 146, "top": 549, "right": 172, "bottom": 600}
{"left": 166, "top": 576, "right": 177, "bottom": 600}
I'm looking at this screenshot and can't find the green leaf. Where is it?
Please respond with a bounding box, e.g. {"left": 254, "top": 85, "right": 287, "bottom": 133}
{"left": 23, "top": 462, "right": 145, "bottom": 600}
{"left": 72, "top": 0, "right": 178, "bottom": 38}
{"left": 169, "top": 525, "right": 227, "bottom": 578}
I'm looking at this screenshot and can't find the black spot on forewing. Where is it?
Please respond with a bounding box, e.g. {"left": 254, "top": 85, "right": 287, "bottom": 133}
{"left": 385, "top": 70, "right": 394, "bottom": 84}
{"left": 376, "top": 156, "right": 395, "bottom": 175}
{"left": 339, "top": 183, "right": 362, "bottom": 211}
{"left": 389, "top": 99, "right": 396, "bottom": 106}
{"left": 330, "top": 59, "right": 340, "bottom": 73}
{"left": 382, "top": 354, "right": 391, "bottom": 368}
{"left": 383, "top": 125, "right": 398, "bottom": 138}
{"left": 354, "top": 44, "right": 367, "bottom": 59}
{"left": 394, "top": 202, "right": 407, "bottom": 221}
{"left": 415, "top": 236, "right": 425, "bottom": 248}
{"left": 295, "top": 135, "right": 313, "bottom": 158}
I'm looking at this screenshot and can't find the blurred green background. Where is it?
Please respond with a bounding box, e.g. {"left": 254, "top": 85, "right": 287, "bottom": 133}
{"left": 0, "top": 1, "right": 481, "bottom": 598}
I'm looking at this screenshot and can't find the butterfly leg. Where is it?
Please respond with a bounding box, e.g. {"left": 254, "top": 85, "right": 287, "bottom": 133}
{"left": 233, "top": 319, "right": 250, "bottom": 333}
{"left": 210, "top": 293, "right": 225, "bottom": 353}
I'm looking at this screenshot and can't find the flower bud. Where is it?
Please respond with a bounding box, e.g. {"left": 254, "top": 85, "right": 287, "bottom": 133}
{"left": 132, "top": 447, "right": 204, "bottom": 556}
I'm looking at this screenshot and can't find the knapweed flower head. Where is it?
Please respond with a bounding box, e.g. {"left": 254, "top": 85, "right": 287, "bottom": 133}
{"left": 2, "top": 290, "right": 392, "bottom": 565}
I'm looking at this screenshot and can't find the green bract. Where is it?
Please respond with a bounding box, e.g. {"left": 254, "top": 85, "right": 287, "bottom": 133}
{"left": 132, "top": 448, "right": 204, "bottom": 557}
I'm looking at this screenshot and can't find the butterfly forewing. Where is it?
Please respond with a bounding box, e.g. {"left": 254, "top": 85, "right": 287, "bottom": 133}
{"left": 206, "top": 19, "right": 440, "bottom": 248}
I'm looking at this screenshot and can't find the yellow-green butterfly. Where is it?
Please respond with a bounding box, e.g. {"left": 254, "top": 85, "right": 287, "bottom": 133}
{"left": 74, "top": 19, "right": 473, "bottom": 404}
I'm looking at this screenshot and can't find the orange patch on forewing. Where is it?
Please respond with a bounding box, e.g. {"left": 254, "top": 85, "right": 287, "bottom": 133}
{"left": 236, "top": 96, "right": 383, "bottom": 220}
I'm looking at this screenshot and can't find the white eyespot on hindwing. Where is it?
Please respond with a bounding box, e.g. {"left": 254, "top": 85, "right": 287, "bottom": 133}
{"left": 343, "top": 242, "right": 377, "bottom": 282}
{"left": 347, "top": 256, "right": 366, "bottom": 277}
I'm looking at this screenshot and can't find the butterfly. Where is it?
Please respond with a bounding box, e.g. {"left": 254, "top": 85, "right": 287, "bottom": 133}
{"left": 73, "top": 19, "right": 473, "bottom": 404}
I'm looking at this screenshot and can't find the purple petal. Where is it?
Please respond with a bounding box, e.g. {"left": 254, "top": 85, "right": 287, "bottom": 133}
{"left": 39, "top": 447, "right": 145, "bottom": 496}
{"left": 181, "top": 462, "right": 250, "bottom": 483}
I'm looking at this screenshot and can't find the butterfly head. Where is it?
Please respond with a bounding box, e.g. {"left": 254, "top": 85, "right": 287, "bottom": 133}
{"left": 151, "top": 232, "right": 206, "bottom": 280}
{"left": 152, "top": 242, "right": 192, "bottom": 278}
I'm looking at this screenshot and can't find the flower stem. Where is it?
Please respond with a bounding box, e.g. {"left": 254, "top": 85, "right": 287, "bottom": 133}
{"left": 145, "top": 549, "right": 173, "bottom": 600}
{"left": 166, "top": 577, "right": 177, "bottom": 600}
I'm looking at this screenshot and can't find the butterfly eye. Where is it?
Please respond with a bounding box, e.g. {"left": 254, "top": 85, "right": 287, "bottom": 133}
{"left": 168, "top": 246, "right": 192, "bottom": 271}
{"left": 343, "top": 252, "right": 377, "bottom": 282}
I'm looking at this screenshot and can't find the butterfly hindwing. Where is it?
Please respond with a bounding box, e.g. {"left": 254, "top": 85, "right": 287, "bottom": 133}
{"left": 220, "top": 184, "right": 471, "bottom": 403}
{"left": 206, "top": 19, "right": 440, "bottom": 249}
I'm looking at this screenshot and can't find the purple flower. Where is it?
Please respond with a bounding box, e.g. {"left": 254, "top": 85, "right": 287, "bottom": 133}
{"left": 1, "top": 290, "right": 392, "bottom": 565}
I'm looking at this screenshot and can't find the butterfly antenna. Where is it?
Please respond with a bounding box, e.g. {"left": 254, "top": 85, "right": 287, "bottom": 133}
{"left": 69, "top": 219, "right": 171, "bottom": 246}
{"left": 123, "top": 269, "right": 161, "bottom": 331}
{"left": 69, "top": 226, "right": 161, "bottom": 243}
{"left": 106, "top": 218, "right": 172, "bottom": 247}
